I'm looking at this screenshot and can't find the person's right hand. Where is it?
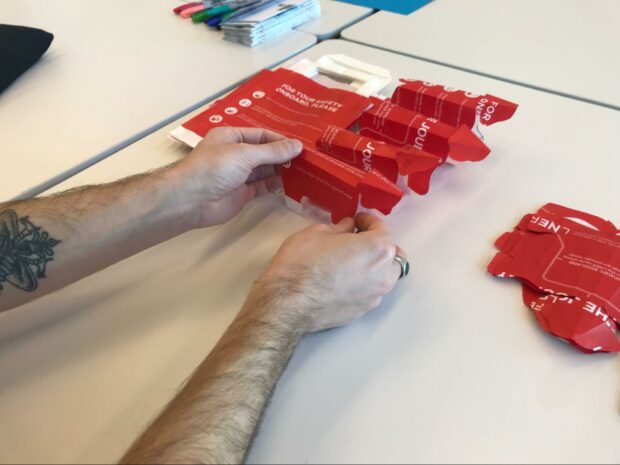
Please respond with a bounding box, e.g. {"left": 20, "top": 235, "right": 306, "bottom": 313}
{"left": 251, "top": 213, "right": 407, "bottom": 333}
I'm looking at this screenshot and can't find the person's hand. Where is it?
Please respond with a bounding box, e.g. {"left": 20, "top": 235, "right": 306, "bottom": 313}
{"left": 248, "top": 213, "right": 407, "bottom": 333}
{"left": 172, "top": 127, "right": 303, "bottom": 227}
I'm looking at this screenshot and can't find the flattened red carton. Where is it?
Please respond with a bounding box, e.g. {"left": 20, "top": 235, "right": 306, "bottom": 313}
{"left": 170, "top": 68, "right": 402, "bottom": 223}
{"left": 171, "top": 68, "right": 372, "bottom": 148}
{"left": 359, "top": 100, "right": 491, "bottom": 162}
{"left": 316, "top": 126, "right": 443, "bottom": 195}
{"left": 489, "top": 204, "right": 620, "bottom": 354}
{"left": 522, "top": 285, "right": 620, "bottom": 353}
{"left": 391, "top": 79, "right": 518, "bottom": 130}
{"left": 489, "top": 215, "right": 620, "bottom": 323}
{"left": 281, "top": 148, "right": 403, "bottom": 223}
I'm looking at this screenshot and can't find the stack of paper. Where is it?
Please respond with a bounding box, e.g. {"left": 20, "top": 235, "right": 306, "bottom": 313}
{"left": 221, "top": 0, "right": 320, "bottom": 47}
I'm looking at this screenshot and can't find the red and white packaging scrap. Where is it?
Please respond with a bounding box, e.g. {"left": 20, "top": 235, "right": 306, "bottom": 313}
{"left": 169, "top": 59, "right": 518, "bottom": 222}
{"left": 488, "top": 203, "right": 620, "bottom": 354}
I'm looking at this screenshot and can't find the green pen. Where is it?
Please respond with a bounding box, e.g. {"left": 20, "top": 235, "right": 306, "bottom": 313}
{"left": 207, "top": 0, "right": 262, "bottom": 18}
{"left": 191, "top": 9, "right": 211, "bottom": 23}
{"left": 204, "top": 4, "right": 235, "bottom": 17}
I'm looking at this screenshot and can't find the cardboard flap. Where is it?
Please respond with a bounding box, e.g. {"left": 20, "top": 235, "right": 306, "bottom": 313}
{"left": 395, "top": 146, "right": 443, "bottom": 175}
{"left": 448, "top": 124, "right": 491, "bottom": 162}
{"left": 357, "top": 171, "right": 403, "bottom": 215}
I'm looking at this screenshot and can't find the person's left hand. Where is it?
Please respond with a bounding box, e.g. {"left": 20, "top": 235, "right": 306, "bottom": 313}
{"left": 171, "top": 127, "right": 303, "bottom": 228}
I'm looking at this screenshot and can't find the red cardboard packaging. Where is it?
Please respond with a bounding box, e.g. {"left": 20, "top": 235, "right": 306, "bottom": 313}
{"left": 522, "top": 285, "right": 620, "bottom": 353}
{"left": 170, "top": 68, "right": 404, "bottom": 222}
{"left": 359, "top": 100, "right": 491, "bottom": 162}
{"left": 316, "top": 125, "right": 443, "bottom": 195}
{"left": 178, "top": 68, "right": 372, "bottom": 147}
{"left": 281, "top": 148, "right": 403, "bottom": 224}
{"left": 488, "top": 203, "right": 620, "bottom": 353}
{"left": 488, "top": 207, "right": 620, "bottom": 323}
{"left": 391, "top": 79, "right": 518, "bottom": 129}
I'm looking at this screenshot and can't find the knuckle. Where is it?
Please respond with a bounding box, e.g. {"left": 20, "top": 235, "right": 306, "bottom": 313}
{"left": 310, "top": 224, "right": 330, "bottom": 234}
{"left": 371, "top": 236, "right": 395, "bottom": 261}
{"left": 378, "top": 276, "right": 396, "bottom": 295}
{"left": 206, "top": 126, "right": 230, "bottom": 139}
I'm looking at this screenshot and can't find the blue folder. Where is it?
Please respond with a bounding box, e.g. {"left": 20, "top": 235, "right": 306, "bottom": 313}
{"left": 336, "top": 0, "right": 432, "bottom": 15}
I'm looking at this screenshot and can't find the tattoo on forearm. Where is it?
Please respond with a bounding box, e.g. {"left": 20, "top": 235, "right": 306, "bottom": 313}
{"left": 0, "top": 209, "right": 61, "bottom": 293}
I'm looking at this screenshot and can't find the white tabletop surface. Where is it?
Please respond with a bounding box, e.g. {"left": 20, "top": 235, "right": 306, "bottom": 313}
{"left": 0, "top": 0, "right": 316, "bottom": 202}
{"left": 2, "top": 40, "right": 619, "bottom": 464}
{"left": 342, "top": 0, "right": 620, "bottom": 110}
{"left": 296, "top": 0, "right": 373, "bottom": 40}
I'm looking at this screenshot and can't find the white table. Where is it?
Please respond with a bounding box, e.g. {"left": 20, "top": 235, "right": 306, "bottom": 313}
{"left": 0, "top": 0, "right": 316, "bottom": 202}
{"left": 1, "top": 40, "right": 619, "bottom": 463}
{"left": 342, "top": 0, "right": 620, "bottom": 110}
{"left": 296, "top": 0, "right": 373, "bottom": 40}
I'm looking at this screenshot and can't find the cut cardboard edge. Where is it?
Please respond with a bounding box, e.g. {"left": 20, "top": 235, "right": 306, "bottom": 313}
{"left": 168, "top": 126, "right": 202, "bottom": 148}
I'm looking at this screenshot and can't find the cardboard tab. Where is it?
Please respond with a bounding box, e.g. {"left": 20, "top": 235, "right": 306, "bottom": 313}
{"left": 392, "top": 79, "right": 518, "bottom": 128}
{"left": 359, "top": 100, "right": 490, "bottom": 162}
{"left": 316, "top": 126, "right": 443, "bottom": 194}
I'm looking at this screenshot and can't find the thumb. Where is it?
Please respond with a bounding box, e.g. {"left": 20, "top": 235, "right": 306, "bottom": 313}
{"left": 331, "top": 216, "right": 355, "bottom": 233}
{"left": 240, "top": 139, "right": 303, "bottom": 168}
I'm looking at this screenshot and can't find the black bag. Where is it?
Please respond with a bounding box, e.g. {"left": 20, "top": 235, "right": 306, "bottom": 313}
{"left": 0, "top": 24, "right": 54, "bottom": 94}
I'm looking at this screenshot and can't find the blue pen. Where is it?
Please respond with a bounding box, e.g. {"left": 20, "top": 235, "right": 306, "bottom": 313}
{"left": 206, "top": 13, "right": 226, "bottom": 27}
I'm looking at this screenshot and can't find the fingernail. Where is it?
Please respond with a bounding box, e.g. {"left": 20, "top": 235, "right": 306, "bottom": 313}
{"left": 287, "top": 139, "right": 303, "bottom": 154}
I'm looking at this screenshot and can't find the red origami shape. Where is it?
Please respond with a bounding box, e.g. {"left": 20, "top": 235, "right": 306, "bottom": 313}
{"left": 281, "top": 148, "right": 403, "bottom": 224}
{"left": 316, "top": 125, "right": 443, "bottom": 195}
{"left": 359, "top": 100, "right": 490, "bottom": 162}
{"left": 391, "top": 79, "right": 518, "bottom": 129}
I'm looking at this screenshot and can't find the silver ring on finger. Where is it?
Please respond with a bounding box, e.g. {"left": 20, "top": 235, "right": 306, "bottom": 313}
{"left": 393, "top": 255, "right": 410, "bottom": 280}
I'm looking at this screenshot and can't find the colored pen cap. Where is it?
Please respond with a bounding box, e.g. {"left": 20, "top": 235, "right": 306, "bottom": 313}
{"left": 180, "top": 4, "right": 206, "bottom": 18}
{"left": 192, "top": 9, "right": 211, "bottom": 23}
{"left": 173, "top": 2, "right": 202, "bottom": 14}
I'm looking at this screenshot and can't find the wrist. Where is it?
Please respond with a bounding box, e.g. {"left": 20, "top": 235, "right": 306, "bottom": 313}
{"left": 159, "top": 163, "right": 201, "bottom": 232}
{"left": 239, "top": 271, "right": 311, "bottom": 339}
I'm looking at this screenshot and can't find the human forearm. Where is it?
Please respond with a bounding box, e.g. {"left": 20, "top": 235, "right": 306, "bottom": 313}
{"left": 121, "top": 213, "right": 405, "bottom": 464}
{"left": 0, "top": 128, "right": 302, "bottom": 312}
{"left": 0, "top": 165, "right": 193, "bottom": 312}
{"left": 122, "top": 278, "right": 303, "bottom": 464}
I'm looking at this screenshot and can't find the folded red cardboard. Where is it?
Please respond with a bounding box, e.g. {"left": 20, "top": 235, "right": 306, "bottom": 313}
{"left": 488, "top": 204, "right": 620, "bottom": 354}
{"left": 169, "top": 68, "right": 405, "bottom": 222}
{"left": 522, "top": 285, "right": 620, "bottom": 353}
{"left": 171, "top": 68, "right": 372, "bottom": 148}
{"left": 281, "top": 148, "right": 403, "bottom": 223}
{"left": 359, "top": 100, "right": 491, "bottom": 162}
{"left": 488, "top": 206, "right": 620, "bottom": 323}
{"left": 391, "top": 79, "right": 518, "bottom": 130}
{"left": 316, "top": 125, "right": 443, "bottom": 195}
